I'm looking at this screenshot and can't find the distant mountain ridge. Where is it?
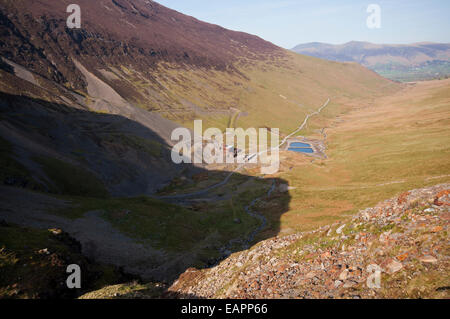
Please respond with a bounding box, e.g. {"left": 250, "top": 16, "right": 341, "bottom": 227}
{"left": 292, "top": 41, "right": 450, "bottom": 81}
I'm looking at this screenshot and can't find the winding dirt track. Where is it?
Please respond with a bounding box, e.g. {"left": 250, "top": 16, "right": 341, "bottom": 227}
{"left": 218, "top": 181, "right": 276, "bottom": 259}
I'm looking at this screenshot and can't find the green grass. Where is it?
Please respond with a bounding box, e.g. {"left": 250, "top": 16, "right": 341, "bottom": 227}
{"left": 274, "top": 79, "right": 450, "bottom": 233}
{"left": 103, "top": 134, "right": 162, "bottom": 158}
{"left": 34, "top": 156, "right": 109, "bottom": 198}
{"left": 53, "top": 188, "right": 263, "bottom": 256}
{"left": 79, "top": 281, "right": 165, "bottom": 299}
{"left": 117, "top": 52, "right": 397, "bottom": 135}
{"left": 0, "top": 136, "right": 41, "bottom": 190}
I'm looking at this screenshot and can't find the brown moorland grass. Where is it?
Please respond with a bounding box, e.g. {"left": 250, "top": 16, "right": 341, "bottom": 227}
{"left": 140, "top": 51, "right": 398, "bottom": 133}
{"left": 265, "top": 79, "right": 450, "bottom": 236}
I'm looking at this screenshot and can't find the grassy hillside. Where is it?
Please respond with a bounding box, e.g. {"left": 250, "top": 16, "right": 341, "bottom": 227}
{"left": 115, "top": 52, "right": 398, "bottom": 134}
{"left": 264, "top": 79, "right": 450, "bottom": 236}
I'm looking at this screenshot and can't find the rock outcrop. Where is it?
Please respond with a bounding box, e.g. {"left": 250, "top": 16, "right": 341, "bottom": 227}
{"left": 168, "top": 184, "right": 450, "bottom": 299}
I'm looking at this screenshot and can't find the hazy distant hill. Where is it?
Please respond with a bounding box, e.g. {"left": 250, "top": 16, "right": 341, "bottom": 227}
{"left": 292, "top": 41, "right": 450, "bottom": 82}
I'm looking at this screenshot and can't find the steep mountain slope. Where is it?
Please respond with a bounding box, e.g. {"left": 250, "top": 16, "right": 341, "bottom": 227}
{"left": 0, "top": 73, "right": 186, "bottom": 196}
{"left": 0, "top": 0, "right": 399, "bottom": 197}
{"left": 292, "top": 41, "right": 450, "bottom": 82}
{"left": 0, "top": 0, "right": 283, "bottom": 118}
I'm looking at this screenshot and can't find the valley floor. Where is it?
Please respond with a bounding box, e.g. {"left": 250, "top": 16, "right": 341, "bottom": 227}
{"left": 265, "top": 79, "right": 450, "bottom": 235}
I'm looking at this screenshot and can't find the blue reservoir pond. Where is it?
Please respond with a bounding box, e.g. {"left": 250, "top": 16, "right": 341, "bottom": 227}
{"left": 288, "top": 147, "right": 314, "bottom": 153}
{"left": 288, "top": 142, "right": 314, "bottom": 154}
{"left": 290, "top": 142, "right": 311, "bottom": 148}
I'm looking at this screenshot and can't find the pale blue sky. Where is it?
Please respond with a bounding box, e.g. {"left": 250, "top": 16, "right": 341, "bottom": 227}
{"left": 157, "top": 0, "right": 450, "bottom": 49}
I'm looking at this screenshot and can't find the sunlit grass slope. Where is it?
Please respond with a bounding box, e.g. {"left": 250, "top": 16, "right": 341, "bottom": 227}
{"left": 267, "top": 79, "right": 450, "bottom": 235}
{"left": 110, "top": 51, "right": 399, "bottom": 134}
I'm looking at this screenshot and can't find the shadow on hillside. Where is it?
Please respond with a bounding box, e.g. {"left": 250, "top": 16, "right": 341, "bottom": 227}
{"left": 0, "top": 91, "right": 291, "bottom": 292}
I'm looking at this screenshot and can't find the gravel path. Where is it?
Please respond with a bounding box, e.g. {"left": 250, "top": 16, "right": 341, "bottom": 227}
{"left": 217, "top": 181, "right": 276, "bottom": 259}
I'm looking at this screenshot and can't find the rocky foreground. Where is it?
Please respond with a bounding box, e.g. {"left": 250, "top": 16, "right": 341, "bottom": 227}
{"left": 168, "top": 184, "right": 450, "bottom": 299}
